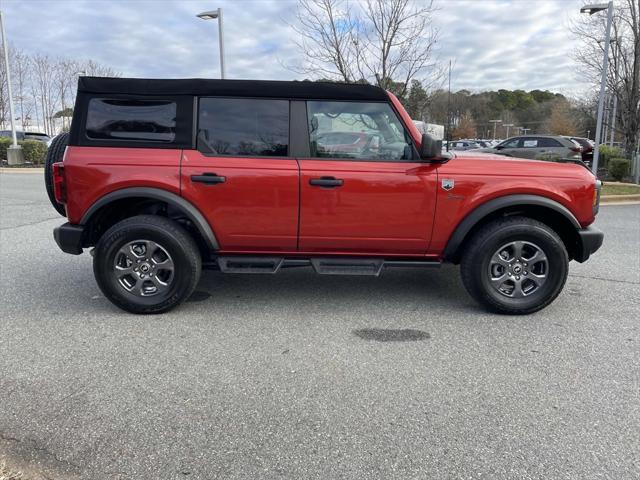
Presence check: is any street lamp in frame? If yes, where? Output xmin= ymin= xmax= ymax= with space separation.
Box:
xmin=580 ymin=1 xmax=614 ymax=175
xmin=197 ymin=8 xmax=226 ymax=79
xmin=0 ymin=10 xmax=23 ymax=165
xmin=489 ymin=119 xmax=502 ymax=140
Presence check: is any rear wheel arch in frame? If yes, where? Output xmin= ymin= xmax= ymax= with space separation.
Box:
xmin=80 ymin=187 xmax=219 ymax=253
xmin=444 ymin=194 xmax=581 ymax=264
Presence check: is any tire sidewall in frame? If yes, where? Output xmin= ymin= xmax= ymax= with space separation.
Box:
xmin=94 ymin=222 xmax=199 ymax=313
xmin=472 ymin=224 xmax=568 ymax=312
xmin=44 ymin=133 xmax=69 ymax=217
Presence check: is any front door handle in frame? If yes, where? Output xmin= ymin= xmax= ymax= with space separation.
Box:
xmin=191 ymin=173 xmax=226 ymax=185
xmin=309 ymin=176 xmax=344 ymax=188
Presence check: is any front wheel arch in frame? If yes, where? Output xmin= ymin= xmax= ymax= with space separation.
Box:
xmin=444 ymin=195 xmax=581 ymax=264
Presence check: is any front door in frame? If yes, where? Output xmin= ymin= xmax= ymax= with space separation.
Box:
xmin=181 ymin=97 xmax=299 ymax=252
xmin=298 ymin=100 xmax=438 ymax=254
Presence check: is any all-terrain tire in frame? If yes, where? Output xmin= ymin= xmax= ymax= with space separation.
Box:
xmin=93 ymin=215 xmax=201 ymax=314
xmin=44 ymin=133 xmax=69 ymax=216
xmin=460 ymin=216 xmax=568 ymax=315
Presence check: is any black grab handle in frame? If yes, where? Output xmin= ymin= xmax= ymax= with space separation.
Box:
xmin=309 ymin=176 xmax=344 ymax=188
xmin=191 ymin=173 xmax=226 ymax=185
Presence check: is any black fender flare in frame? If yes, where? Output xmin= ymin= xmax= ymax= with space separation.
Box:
xmin=80 ymin=187 xmax=219 ymax=250
xmin=443 ymin=194 xmax=580 ymax=262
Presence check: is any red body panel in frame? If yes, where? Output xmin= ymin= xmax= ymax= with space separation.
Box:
xmin=63 ymin=146 xmax=181 ymax=224
xmin=180 ymin=151 xmax=299 ymax=251
xmin=298 ymin=160 xmax=438 ymax=254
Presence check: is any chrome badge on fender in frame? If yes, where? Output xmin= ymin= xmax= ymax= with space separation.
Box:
xmin=442 ymin=179 xmax=455 ymax=191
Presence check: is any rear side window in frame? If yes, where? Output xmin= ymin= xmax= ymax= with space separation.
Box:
xmin=522 ymin=139 xmax=539 ymax=148
xmin=197 ymin=98 xmax=289 ymax=156
xmin=538 ymin=138 xmax=562 ymax=147
xmin=86 ymin=99 xmax=176 ymax=142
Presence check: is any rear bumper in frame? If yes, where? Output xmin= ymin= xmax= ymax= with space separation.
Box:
xmin=574 ymin=226 xmax=604 ymax=263
xmin=53 ymin=223 xmax=84 ymax=255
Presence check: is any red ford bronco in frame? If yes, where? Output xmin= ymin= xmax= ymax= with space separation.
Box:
xmin=46 ymin=77 xmax=603 ymax=314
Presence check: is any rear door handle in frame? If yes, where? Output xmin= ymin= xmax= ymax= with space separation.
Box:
xmin=191 ymin=173 xmax=226 ymax=185
xmin=309 ymin=176 xmax=344 ymax=188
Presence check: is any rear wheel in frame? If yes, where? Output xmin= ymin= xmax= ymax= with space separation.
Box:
xmin=460 ymin=216 xmax=568 ymax=314
xmin=44 ymin=133 xmax=69 ymax=216
xmin=93 ymin=215 xmax=201 ymax=314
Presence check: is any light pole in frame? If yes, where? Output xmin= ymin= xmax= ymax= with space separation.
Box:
xmin=521 ymin=128 xmax=531 ymax=135
xmin=489 ymin=119 xmax=502 ymax=140
xmin=0 ymin=10 xmax=23 ymax=165
xmin=197 ymin=8 xmax=226 ymax=79
xmin=503 ymin=123 xmax=514 ymax=138
xmin=581 ymin=1 xmax=614 ymax=175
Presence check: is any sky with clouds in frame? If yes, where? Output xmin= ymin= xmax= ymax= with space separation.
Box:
xmin=1 ymin=0 xmax=593 ymax=96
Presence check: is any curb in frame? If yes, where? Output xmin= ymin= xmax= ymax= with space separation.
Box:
xmin=0 ymin=167 xmax=44 ymax=173
xmin=601 ymin=194 xmax=640 ymax=203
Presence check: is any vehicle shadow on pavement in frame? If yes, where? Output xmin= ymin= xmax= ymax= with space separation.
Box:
xmin=191 ymin=265 xmax=476 ymax=312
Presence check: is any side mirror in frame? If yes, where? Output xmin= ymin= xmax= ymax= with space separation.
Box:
xmin=420 ymin=133 xmax=442 ymax=159
xmin=495 ymin=145 xmax=504 ymax=150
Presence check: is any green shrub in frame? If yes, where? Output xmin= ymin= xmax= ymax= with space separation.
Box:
xmin=608 ymin=158 xmax=630 ymax=181
xmin=0 ymin=138 xmax=48 ymax=164
xmin=0 ymin=137 xmax=10 ymax=160
xmin=535 ymin=152 xmax=563 ymax=162
xmin=598 ymin=145 xmax=624 ymax=168
xmin=20 ymin=140 xmax=48 ymax=164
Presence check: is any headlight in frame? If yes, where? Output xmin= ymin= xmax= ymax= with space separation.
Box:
xmin=593 ymin=180 xmax=602 ymax=215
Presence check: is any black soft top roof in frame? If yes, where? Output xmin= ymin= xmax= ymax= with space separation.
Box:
xmin=77 ymin=77 xmax=389 ymax=101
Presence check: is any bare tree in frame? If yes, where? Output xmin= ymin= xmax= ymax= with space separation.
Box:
xmin=290 ymin=0 xmax=439 ymax=99
xmin=572 ymin=0 xmax=640 ymax=155
xmin=31 ymin=54 xmax=60 ymax=135
xmin=13 ymin=48 xmax=33 ymax=129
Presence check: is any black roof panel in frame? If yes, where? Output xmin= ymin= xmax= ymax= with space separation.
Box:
xmin=77 ymin=77 xmax=389 ymax=101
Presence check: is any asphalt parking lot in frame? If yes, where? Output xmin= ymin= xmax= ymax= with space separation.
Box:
xmin=1 ymin=172 xmax=639 ymax=480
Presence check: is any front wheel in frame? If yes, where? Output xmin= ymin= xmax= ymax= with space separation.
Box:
xmin=460 ymin=217 xmax=568 ymax=314
xmin=93 ymin=215 xmax=201 ymax=314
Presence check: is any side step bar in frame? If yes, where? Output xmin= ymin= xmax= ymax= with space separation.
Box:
xmin=214 ymin=256 xmax=440 ymax=276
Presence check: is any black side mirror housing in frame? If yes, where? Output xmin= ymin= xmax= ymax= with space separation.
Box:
xmin=495 ymin=145 xmax=504 ymax=150
xmin=420 ymin=133 xmax=442 ymax=159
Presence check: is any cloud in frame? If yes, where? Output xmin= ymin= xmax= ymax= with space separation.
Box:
xmin=2 ymin=0 xmax=592 ymax=94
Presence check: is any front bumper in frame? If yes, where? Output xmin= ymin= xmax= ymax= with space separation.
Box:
xmin=53 ymin=222 xmax=85 ymax=255
xmin=574 ymin=226 xmax=604 ymax=263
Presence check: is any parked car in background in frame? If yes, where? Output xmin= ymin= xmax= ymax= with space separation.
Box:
xmin=570 ymin=137 xmax=594 ymax=166
xmin=448 ymin=139 xmax=481 ymax=151
xmin=477 ymin=135 xmax=582 ymax=161
xmin=315 ymin=131 xmax=376 ymax=156
xmin=469 ymin=139 xmax=492 ymax=148
xmin=0 ymin=130 xmax=51 ymax=145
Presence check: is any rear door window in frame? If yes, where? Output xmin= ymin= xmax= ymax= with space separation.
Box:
xmin=197 ymin=98 xmax=289 ymax=157
xmin=522 ymin=138 xmax=539 ymax=148
xmin=86 ymin=99 xmax=176 ymax=142
xmin=538 ymin=138 xmax=562 ymax=147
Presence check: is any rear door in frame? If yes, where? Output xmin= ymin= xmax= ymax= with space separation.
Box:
xmin=297 ymin=100 xmax=438 ymax=254
xmin=181 ymin=97 xmax=299 ymax=252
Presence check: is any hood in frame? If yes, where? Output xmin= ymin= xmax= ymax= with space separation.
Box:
xmin=447 ymin=151 xmax=594 ymax=180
